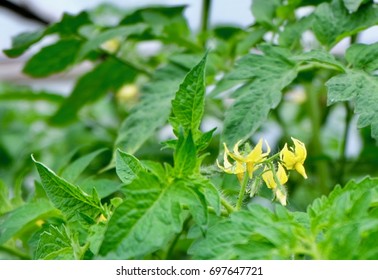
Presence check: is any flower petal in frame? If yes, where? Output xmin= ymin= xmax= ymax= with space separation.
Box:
xmin=280 ymin=144 xmax=296 ymax=169
xmin=295 ymin=163 xmax=307 ymax=179
xmin=262 ymin=167 xmax=276 ymax=189
xmin=277 ymin=163 xmax=288 ymax=185
xmin=292 ymin=137 xmax=307 ymax=163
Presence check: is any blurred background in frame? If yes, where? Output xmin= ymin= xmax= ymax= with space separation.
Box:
xmin=0 ymin=0 xmax=254 ymax=93
xmin=1 ymin=0 xmax=377 ymax=92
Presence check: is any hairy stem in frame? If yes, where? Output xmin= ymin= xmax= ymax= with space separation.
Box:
xmin=235 ymin=174 xmax=248 ymax=210
xmin=220 ymin=197 xmax=235 ymax=214
xmin=305 ymin=83 xmax=329 ymax=194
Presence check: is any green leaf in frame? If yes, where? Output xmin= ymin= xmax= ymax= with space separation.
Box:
xmin=116 ymin=149 xmax=143 ymax=185
xmin=189 ymin=204 xmax=306 ymax=259
xmin=279 ymin=15 xmax=314 ymax=49
xmin=174 ymin=131 xmax=197 ymax=177
xmin=171 ymin=54 xmax=207 ymax=138
xmin=3 ymin=11 xmax=91 ymax=58
xmin=23 ymin=39 xmax=83 ymax=78
xmin=61 ymin=148 xmax=107 ymax=183
xmin=99 ymin=172 xmax=206 ymax=259
xmin=77 ymin=24 xmax=147 ymax=60
xmin=51 ymin=57 xmax=137 ymax=125
xmin=221 ymin=45 xmax=298 ymax=146
xmin=3 ymin=30 xmax=45 ymax=58
xmin=308 ymin=177 xmax=378 ymax=259
xmin=196 ymin=179 xmax=221 ymax=216
xmin=80 ymin=178 xmax=123 ymax=199
xmin=115 ymin=63 xmax=189 ymax=154
xmin=346 ymin=42 xmax=378 ymax=73
xmin=251 ymin=0 xmax=280 ymax=27
xmin=87 ymin=222 xmax=107 ymax=255
xmin=326 ymin=70 xmax=378 ymax=139
xmin=47 ymin=11 xmax=92 ymax=37
xmin=0 ymin=199 xmax=56 ymax=244
xmin=32 ymin=156 xmax=103 ymax=222
xmin=120 ymin=6 xmax=190 ymax=37
xmin=313 ymin=0 xmax=378 ymax=48
xmin=34 ymin=225 xmax=76 ymax=260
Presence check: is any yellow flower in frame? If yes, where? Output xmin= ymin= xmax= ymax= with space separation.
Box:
xmin=280 ymin=137 xmax=307 ymax=179
xmin=262 ymin=163 xmax=288 ymax=206
xmin=228 ymin=139 xmax=270 ymax=179
xmin=217 ymin=143 xmax=246 ymax=183
xmin=262 ymin=163 xmax=288 ymax=189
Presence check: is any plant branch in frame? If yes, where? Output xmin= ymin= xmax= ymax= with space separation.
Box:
xmin=305 ymin=83 xmax=330 ymax=194
xmin=337 ymin=102 xmax=353 ymax=184
xmin=235 ymin=174 xmax=248 ymax=210
xmin=0 ymin=0 xmax=51 ymax=25
xmin=220 ymin=197 xmax=235 ymax=214
xmin=200 ymin=0 xmax=212 ymax=46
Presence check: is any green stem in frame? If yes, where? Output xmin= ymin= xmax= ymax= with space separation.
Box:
xmin=200 ymin=0 xmax=211 ymax=46
xmin=235 ymin=174 xmax=249 ymax=210
xmin=337 ymin=102 xmax=352 ymax=184
xmin=305 ymin=83 xmax=329 ymax=194
xmin=220 ymin=197 xmax=235 ymax=214
xmin=105 ymin=51 xmax=153 ymax=77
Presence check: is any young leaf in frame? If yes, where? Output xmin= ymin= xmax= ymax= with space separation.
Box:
xmin=32 ymin=156 xmax=103 ymax=222
xmin=61 ymin=148 xmax=107 ymax=183
xmin=313 ymin=0 xmax=378 ymax=48
xmin=99 ymin=173 xmax=207 ymax=259
xmin=51 ymin=57 xmax=137 ymax=125
xmin=326 ymin=70 xmax=378 ymax=140
xmin=171 ymin=54 xmax=207 ymax=139
xmin=23 ymin=39 xmax=83 ymax=78
xmin=116 ymin=149 xmax=143 ymax=185
xmin=34 ymin=225 xmax=76 ymax=260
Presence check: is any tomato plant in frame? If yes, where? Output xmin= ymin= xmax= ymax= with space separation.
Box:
xmin=1 ymin=0 xmax=378 ymax=260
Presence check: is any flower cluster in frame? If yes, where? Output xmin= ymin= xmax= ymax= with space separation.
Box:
xmin=217 ymin=137 xmax=307 ymax=206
